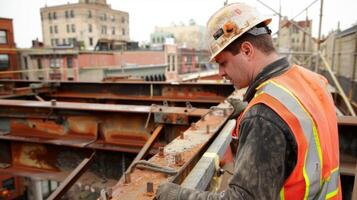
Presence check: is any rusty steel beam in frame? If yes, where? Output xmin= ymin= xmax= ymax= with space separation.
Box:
xmin=0 ymin=80 xmax=234 ymax=106
xmin=0 ymin=99 xmax=207 ymax=149
xmin=0 ymin=98 xmax=210 ymax=181
xmin=47 ymin=152 xmax=95 ymax=200
xmin=111 ymin=101 xmax=234 ymax=199
xmin=0 ymin=99 xmax=207 ymax=116
xmin=0 ymin=82 xmax=58 ymax=99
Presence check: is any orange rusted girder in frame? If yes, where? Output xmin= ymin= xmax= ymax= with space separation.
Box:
xmin=0 ymin=99 xmax=208 ymax=149
xmin=0 ymin=80 xmax=234 ymax=106
xmin=111 ymin=101 xmax=234 ymax=199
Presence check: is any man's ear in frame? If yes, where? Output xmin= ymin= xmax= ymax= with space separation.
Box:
xmin=240 ymin=41 xmax=254 ymax=59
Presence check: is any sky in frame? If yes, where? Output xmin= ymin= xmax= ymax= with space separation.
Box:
xmin=0 ymin=0 xmax=356 ymax=48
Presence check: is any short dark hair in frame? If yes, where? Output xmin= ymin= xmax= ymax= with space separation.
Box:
xmin=224 ymin=27 xmax=276 ymax=56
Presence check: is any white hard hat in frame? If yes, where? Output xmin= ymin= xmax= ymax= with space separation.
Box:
xmin=206 ymin=3 xmax=271 ymax=62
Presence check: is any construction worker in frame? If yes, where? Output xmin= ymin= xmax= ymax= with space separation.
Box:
xmin=156 ymin=2 xmax=341 ymax=200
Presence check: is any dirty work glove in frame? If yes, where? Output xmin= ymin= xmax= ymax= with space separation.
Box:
xmin=156 ymin=182 xmax=181 ymax=200
xmin=227 ymin=98 xmax=248 ymax=119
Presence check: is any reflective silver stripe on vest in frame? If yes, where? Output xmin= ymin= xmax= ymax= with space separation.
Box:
xmin=316 ymin=169 xmax=339 ymax=200
xmin=259 ymin=82 xmax=322 ymax=199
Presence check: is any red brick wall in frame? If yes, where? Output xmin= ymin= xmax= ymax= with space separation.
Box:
xmin=78 ymin=53 xmax=115 ymax=68
xmin=0 ymin=18 xmax=19 ymax=79
xmin=114 ymin=51 xmax=165 ymax=66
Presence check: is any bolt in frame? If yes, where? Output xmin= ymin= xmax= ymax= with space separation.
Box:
xmin=147 ymin=182 xmax=154 ymax=194
xmin=201 ymin=115 xmax=206 ymax=121
xmin=84 ymin=185 xmax=90 ymax=191
xmin=206 ymin=125 xmax=210 ymax=134
xmin=124 ymin=172 xmax=131 ymax=184
xmin=51 ymin=99 xmax=56 ymax=106
xmin=158 ymin=147 xmax=165 ymax=157
xmin=180 ymin=132 xmax=184 ymax=139
xmin=159 ymin=108 xmax=163 ymax=112
xmin=175 ymin=153 xmax=184 ymax=166
xmin=191 ymin=122 xmax=197 ymax=130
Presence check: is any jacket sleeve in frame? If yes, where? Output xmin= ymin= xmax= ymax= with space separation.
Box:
xmin=157 ymin=105 xmax=291 ymax=200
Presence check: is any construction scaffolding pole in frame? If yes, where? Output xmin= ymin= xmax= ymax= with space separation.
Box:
xmin=315 ymin=0 xmax=324 ymax=72
xmin=319 ymin=53 xmax=356 ymax=116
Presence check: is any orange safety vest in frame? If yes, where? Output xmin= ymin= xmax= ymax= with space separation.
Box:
xmin=235 ymin=65 xmax=341 ymax=200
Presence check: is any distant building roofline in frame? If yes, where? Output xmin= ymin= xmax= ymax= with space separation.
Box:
xmin=337 ymin=24 xmax=357 ymax=38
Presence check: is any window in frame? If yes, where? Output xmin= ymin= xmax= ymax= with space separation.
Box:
xmin=48 ymin=12 xmax=52 ymax=20
xmin=103 ymin=13 xmax=107 ymax=21
xmin=67 ymin=56 xmax=73 ymax=68
xmin=88 ymin=24 xmax=92 ymax=33
xmin=0 ymin=30 xmax=7 ymax=44
xmin=37 ymin=59 xmax=42 ymax=69
xmin=55 ymin=38 xmax=59 ymax=45
xmin=187 ymin=56 xmax=192 ymax=65
xmin=112 ymin=27 xmax=115 ymax=35
xmin=50 ymin=58 xmax=61 ymax=68
xmin=70 ymin=10 xmax=74 ymax=18
xmin=65 ymin=11 xmax=69 ymax=18
xmin=111 ymin=15 xmax=115 ymax=22
xmin=51 ymin=39 xmax=55 ymax=46
xmin=167 ymin=55 xmax=171 ymax=71
xmin=121 ymin=16 xmax=125 ymax=23
xmin=54 ymin=25 xmax=58 ymax=34
xmin=172 ymin=55 xmax=175 ymax=71
xmin=66 ymin=24 xmax=70 ymax=33
xmin=122 ymin=28 xmax=125 ymax=36
xmin=62 ymin=38 xmax=66 ymax=45
xmin=2 ymin=177 xmax=15 ymax=191
xmin=0 ymin=54 xmax=10 ymax=69
xmin=24 ymin=57 xmax=28 ymax=69
xmin=89 ymin=37 xmax=93 ymax=46
xmin=101 ymin=26 xmax=107 ymax=34
xmin=71 ymin=24 xmax=75 ymax=33
xmin=53 ymin=12 xmax=57 ymax=19
xmin=49 ymin=26 xmax=53 ymax=34
xmin=88 ymin=10 xmax=92 ymax=18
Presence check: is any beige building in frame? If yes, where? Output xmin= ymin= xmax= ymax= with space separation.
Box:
xmin=151 ymin=20 xmax=207 ymax=50
xmin=40 ymin=0 xmax=129 ymax=50
xmin=276 ymin=17 xmax=314 ymax=53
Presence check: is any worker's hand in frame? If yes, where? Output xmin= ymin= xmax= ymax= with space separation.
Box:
xmin=156 ymin=182 xmax=181 ymax=200
xmin=227 ymin=98 xmax=247 ymax=119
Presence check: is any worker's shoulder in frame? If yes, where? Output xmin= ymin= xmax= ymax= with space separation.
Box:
xmin=241 ymin=103 xmax=289 ymax=132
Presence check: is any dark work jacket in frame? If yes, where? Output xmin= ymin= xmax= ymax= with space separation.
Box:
xmin=169 ymin=57 xmax=298 ymax=200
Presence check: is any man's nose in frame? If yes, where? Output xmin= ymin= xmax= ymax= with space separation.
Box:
xmin=218 ymin=66 xmax=226 ymax=77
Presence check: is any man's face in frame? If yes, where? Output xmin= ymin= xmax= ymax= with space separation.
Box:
xmin=215 ymin=50 xmax=251 ymax=89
